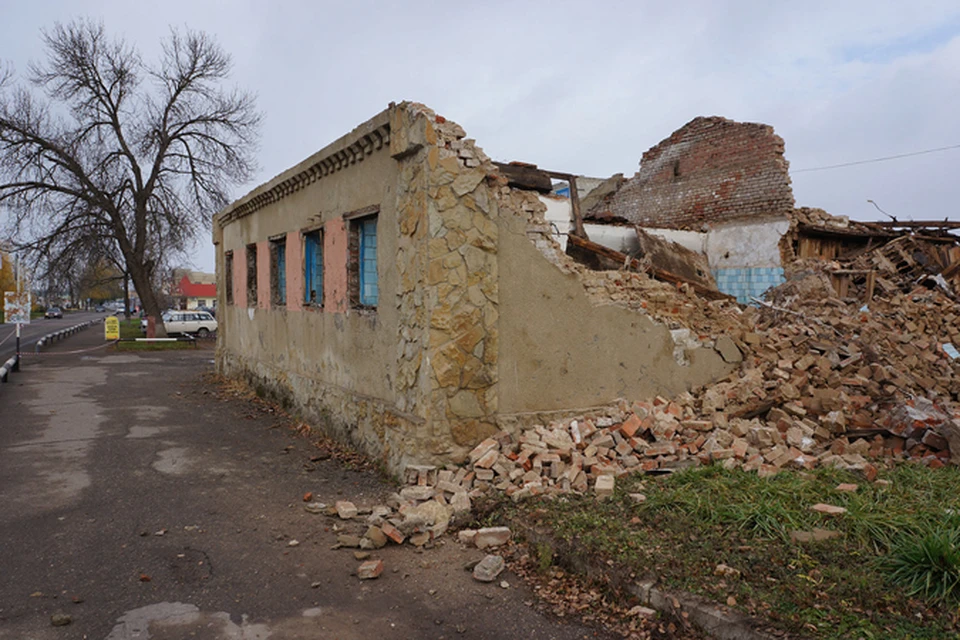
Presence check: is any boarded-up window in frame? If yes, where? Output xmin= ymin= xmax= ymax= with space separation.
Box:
xmin=224 ymin=251 xmax=234 ymax=305
xmin=246 ymin=244 xmax=257 ymax=307
xmin=271 ymin=237 xmax=286 ymax=306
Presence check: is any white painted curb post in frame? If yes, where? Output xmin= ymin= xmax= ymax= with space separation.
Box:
xmin=13 ymin=322 xmax=20 ymax=371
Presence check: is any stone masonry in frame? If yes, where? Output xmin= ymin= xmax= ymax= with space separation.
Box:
xmin=390 ymin=104 xmax=501 ymax=454
xmin=588 ymin=116 xmax=795 ymax=228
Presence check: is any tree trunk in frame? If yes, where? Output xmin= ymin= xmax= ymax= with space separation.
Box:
xmin=123 ymin=271 xmax=131 ymax=319
xmin=128 ymin=261 xmax=167 ymax=337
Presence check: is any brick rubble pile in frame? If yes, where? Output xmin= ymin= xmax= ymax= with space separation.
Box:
xmin=398 ymin=263 xmax=960 ymax=500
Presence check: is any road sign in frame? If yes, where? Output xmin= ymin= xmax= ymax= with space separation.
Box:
xmin=104 ymin=316 xmax=120 ymax=340
xmin=3 ymin=291 xmax=30 ymax=324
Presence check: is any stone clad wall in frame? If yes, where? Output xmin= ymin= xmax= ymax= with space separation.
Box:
xmin=390 ymin=104 xmax=501 ymax=462
xmin=593 ymin=116 xmax=794 ymax=228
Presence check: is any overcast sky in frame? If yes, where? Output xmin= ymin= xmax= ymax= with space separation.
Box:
xmin=3 ymin=1 xmax=959 ymax=273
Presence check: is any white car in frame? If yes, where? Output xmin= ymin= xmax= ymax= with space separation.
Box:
xmin=142 ymin=310 xmax=218 ymax=337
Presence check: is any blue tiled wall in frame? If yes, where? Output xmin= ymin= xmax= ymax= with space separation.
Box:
xmin=712 ymin=267 xmax=785 ymax=304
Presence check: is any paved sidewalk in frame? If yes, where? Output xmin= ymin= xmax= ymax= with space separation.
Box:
xmin=0 ymin=329 xmax=616 ymax=639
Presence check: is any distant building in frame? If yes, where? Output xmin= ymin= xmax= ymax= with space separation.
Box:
xmin=174 ymin=270 xmax=216 ymax=309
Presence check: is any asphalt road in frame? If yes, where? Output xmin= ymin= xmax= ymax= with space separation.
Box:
xmin=0 ymin=310 xmax=106 ymax=363
xmin=0 ymin=327 xmax=620 ymax=640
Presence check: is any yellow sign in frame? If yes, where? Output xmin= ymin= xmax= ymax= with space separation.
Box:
xmin=105 ymin=316 xmax=120 ymax=340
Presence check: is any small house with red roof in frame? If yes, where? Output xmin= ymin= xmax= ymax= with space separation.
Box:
xmin=174 ymin=270 xmax=217 ymax=310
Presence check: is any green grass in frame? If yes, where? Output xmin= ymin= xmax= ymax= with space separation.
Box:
xmin=884 ymin=528 xmax=960 ymax=604
xmin=501 ymin=463 xmax=960 ymax=639
xmin=117 ymin=319 xmax=142 ymax=339
xmin=112 ymin=319 xmax=198 ymax=350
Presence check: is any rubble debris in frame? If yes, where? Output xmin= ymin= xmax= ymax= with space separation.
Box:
xmin=336 ymin=534 xmax=361 ymax=549
xmin=474 ymin=527 xmax=512 ymax=550
xmin=335 ymin=501 xmax=358 ymax=519
xmin=50 ymin=613 xmax=72 ymax=627
xmin=492 ymin=161 xmax=553 ymax=193
xmin=633 ymin=227 xmax=718 ymax=291
xmin=566 ymin=233 xmax=730 ymax=300
xmin=320 ymin=204 xmax=959 ymax=576
xmin=811 ymin=504 xmax=847 ymax=516
xmin=714 ymin=564 xmax=741 ymax=579
xmin=473 ymin=555 xmax=506 ymax=582
xmin=790 ymin=529 xmax=842 ymax=543
xmin=357 ymin=559 xmax=384 ymax=580
xmin=594 ymin=475 xmax=615 ymax=498
xmin=714 ymin=336 xmax=742 ymax=364
xmin=364 ymin=526 xmax=388 ymax=549
xmin=410 ymin=532 xmax=431 ymax=547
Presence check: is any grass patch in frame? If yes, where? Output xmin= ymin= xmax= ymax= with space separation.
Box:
xmin=503 ymin=464 xmax=960 ymax=639
xmin=884 ymin=527 xmax=960 ymax=604
xmin=113 ymin=319 xmax=199 ymax=350
xmin=117 ymin=319 xmax=143 ymax=339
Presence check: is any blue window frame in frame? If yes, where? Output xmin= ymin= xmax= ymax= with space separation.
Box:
xmin=358 ymin=217 xmax=378 ymax=307
xmin=304 ymin=230 xmax=323 ymax=306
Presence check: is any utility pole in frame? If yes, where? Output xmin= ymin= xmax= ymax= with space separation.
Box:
xmin=13 ymin=252 xmax=20 ymax=371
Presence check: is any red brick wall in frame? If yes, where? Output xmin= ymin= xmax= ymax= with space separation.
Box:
xmin=590 ymin=117 xmax=794 ymax=228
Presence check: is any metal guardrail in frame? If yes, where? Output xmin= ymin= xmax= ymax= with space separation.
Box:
xmin=1 ymin=319 xmax=98 ymax=384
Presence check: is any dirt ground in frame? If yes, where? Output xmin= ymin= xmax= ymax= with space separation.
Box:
xmin=0 ymin=329 xmax=642 ymax=639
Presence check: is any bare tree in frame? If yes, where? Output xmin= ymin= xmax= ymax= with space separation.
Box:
xmin=0 ymin=20 xmax=260 ymax=334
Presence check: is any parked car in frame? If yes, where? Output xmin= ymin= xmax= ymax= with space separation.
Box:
xmin=141 ymin=310 xmax=218 ymax=337
xmin=44 ymin=306 xmax=63 ymax=319
xmin=94 ymin=305 xmax=106 ymax=312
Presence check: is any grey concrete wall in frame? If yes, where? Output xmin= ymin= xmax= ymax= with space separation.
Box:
xmin=496 ymin=201 xmax=733 ymax=415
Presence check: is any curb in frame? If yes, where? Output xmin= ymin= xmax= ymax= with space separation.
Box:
xmin=1 ymin=319 xmax=99 ymax=384
xmin=0 ymin=355 xmax=16 ymax=382
xmin=34 ymin=319 xmax=99 ymax=353
xmin=510 ymin=520 xmax=786 ymax=640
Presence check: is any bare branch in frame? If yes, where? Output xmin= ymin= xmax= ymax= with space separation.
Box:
xmin=0 ymin=20 xmax=260 ymax=330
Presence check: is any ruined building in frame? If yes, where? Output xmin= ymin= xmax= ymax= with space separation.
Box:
xmin=213 ymin=103 xmax=740 ymax=473
xmin=215 ymin=103 xmax=960 ymax=474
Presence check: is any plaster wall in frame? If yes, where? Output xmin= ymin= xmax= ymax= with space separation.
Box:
xmin=640 ymin=228 xmax=706 ymax=255
xmin=285 ymin=231 xmax=303 ymax=312
xmin=232 ymin=246 xmax=246 ymax=309
xmin=706 ymin=217 xmax=790 ymax=269
xmin=583 ymin=224 xmax=639 ymax=255
xmin=324 ymin=219 xmax=349 ymax=313
xmin=706 ymin=217 xmax=789 ymax=302
xmin=539 ymin=194 xmax=572 ymax=250
xmin=217 ymin=137 xmax=400 ymax=408
xmin=257 ymin=241 xmax=270 ymax=309
xmin=497 ymin=201 xmax=732 ymax=415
